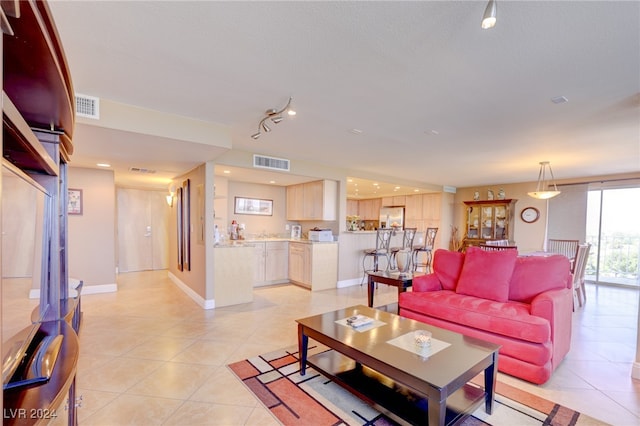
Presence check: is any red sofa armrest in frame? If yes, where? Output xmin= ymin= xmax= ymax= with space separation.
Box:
xmin=412 ymin=273 xmax=442 ymax=292
xmin=530 ymin=287 xmax=573 ymax=366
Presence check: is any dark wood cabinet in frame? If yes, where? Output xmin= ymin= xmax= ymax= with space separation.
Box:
xmin=2 ymin=1 xmax=78 ymax=423
xmin=463 ymin=199 xmax=517 ymax=247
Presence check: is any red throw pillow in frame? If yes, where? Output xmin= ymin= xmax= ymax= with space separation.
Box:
xmin=433 ymin=249 xmax=465 ymax=290
xmin=455 ymin=246 xmax=518 ymax=302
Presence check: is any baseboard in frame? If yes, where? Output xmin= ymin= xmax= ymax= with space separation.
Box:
xmin=168 ymin=271 xmax=215 ymax=309
xmin=29 ymin=283 xmax=118 ymax=299
xmin=337 ymin=278 xmax=362 ymax=288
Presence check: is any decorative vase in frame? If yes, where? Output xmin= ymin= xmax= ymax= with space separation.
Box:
xmin=396 ymin=249 xmax=412 ymax=274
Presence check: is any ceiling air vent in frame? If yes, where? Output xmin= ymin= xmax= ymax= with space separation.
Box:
xmin=253 ymin=154 xmax=290 ymax=172
xmin=129 ymin=167 xmax=156 ymax=174
xmin=75 ymin=93 xmax=100 ymax=119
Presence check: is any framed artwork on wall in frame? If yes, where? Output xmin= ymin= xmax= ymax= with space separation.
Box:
xmin=68 ymin=188 xmax=83 ymax=215
xmin=234 ymin=197 xmax=273 ymax=216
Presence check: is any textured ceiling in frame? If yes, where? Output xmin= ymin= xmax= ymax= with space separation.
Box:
xmin=48 ymin=1 xmax=640 ymax=193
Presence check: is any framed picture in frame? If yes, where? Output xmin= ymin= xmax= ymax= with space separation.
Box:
xmin=68 ymin=188 xmax=83 ymax=215
xmin=234 ymin=197 xmax=273 ymax=216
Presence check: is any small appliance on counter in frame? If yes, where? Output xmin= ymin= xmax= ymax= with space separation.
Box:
xmin=291 ymin=225 xmax=301 ymax=239
xmin=308 ymin=228 xmax=333 ymax=242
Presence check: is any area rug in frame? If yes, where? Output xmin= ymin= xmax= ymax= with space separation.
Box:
xmin=228 ymin=345 xmax=608 ymax=426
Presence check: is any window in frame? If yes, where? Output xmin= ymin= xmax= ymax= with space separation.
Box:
xmin=586 ymin=186 xmax=640 ymax=287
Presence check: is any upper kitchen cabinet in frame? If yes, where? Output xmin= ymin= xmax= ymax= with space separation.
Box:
xmin=381 ymin=195 xmax=406 ymax=207
xmin=357 ymin=198 xmax=381 ymax=221
xmin=347 ymin=199 xmax=359 ymax=217
xmin=286 ymin=179 xmax=337 ymax=221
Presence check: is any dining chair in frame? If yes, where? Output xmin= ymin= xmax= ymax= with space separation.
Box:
xmin=412 ymin=227 xmax=438 ymax=272
xmin=390 ymin=228 xmax=417 ymax=271
xmin=479 ymin=244 xmax=518 ymax=251
xmin=484 ymin=239 xmax=510 ymax=246
xmin=547 ymin=239 xmax=580 ymax=272
xmin=572 ymin=243 xmax=591 ymax=309
xmin=361 ymin=228 xmax=393 ymax=284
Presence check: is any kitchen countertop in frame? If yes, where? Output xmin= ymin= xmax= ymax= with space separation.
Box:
xmin=214 ymin=237 xmax=337 ymax=247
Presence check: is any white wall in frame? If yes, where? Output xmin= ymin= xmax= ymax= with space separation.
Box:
xmin=68 ymin=167 xmax=117 ymax=289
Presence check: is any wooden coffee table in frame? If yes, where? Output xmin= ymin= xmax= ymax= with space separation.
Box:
xmin=367 ymin=270 xmax=424 ymax=310
xmin=296 ymin=305 xmax=500 ymax=426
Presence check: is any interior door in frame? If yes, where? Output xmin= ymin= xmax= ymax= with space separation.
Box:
xmin=117 ymin=188 xmax=169 ymax=272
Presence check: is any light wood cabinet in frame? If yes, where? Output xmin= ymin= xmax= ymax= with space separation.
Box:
xmin=289 ymin=242 xmax=338 ymax=290
xmin=464 ymin=199 xmax=517 ymax=247
xmin=358 ymin=198 xmax=381 ymax=221
xmin=382 ymin=196 xmax=406 ymax=207
xmin=405 ymin=194 xmax=423 ymax=220
xmin=347 ymin=199 xmax=359 ymax=217
xmin=422 ymin=193 xmax=442 ymax=222
xmin=286 ymin=180 xmax=337 ymax=221
xmin=253 ymin=241 xmax=289 ymax=286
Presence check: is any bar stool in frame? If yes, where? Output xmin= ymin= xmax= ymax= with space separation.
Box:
xmin=361 ymin=228 xmax=392 ymax=284
xmin=412 ymin=227 xmax=438 ymax=272
xmin=390 ymin=228 xmax=417 ymax=270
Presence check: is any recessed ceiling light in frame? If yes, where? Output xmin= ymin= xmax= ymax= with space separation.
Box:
xmin=96 ymin=163 xmax=111 ymax=168
xmin=350 ymin=128 xmax=363 ymax=134
xmin=223 ymin=170 xmax=231 ymax=174
xmin=414 ymin=189 xmax=420 ymax=192
xmin=394 ymin=186 xmax=401 ymax=190
xmin=269 ymin=180 xmax=276 ymax=184
xmin=425 ymin=130 xmax=439 ymax=135
xmin=347 ymin=178 xmax=353 ymax=183
xmin=551 ymin=96 xmax=568 ymax=104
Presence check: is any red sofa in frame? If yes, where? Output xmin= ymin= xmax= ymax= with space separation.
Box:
xmin=399 ymin=247 xmax=573 ymax=384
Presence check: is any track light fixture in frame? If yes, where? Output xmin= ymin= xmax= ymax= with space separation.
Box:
xmin=251 ymin=97 xmax=295 ymax=140
xmin=481 ymin=0 xmax=497 ymax=29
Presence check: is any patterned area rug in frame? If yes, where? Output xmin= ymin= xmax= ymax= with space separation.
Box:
xmin=228 ymin=345 xmax=608 ymax=426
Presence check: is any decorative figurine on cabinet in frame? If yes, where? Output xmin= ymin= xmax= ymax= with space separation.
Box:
xmin=497 ymin=188 xmax=506 ymax=200
xmin=473 ymin=190 xmax=480 ymax=201
xmin=487 ymin=189 xmax=494 ymax=200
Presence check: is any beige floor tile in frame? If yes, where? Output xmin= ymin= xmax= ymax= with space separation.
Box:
xmin=80 ymin=394 xmax=183 ymax=425
xmin=127 ymin=361 xmax=217 ymax=400
xmin=189 ymin=366 xmax=259 ymax=407
xmin=124 ymin=335 xmax=197 ymax=361
xmin=78 ymin=356 xmax=164 ymax=393
xmin=170 ymin=339 xmax=240 ymax=366
xmin=244 ymin=405 xmax=281 ymax=426
xmin=163 ymin=401 xmax=252 ymax=425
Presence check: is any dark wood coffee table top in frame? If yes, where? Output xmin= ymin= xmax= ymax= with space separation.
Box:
xmin=296 ymin=305 xmax=500 ymax=425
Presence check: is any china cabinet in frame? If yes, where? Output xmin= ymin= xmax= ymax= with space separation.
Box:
xmin=463 ymin=199 xmax=517 ymax=247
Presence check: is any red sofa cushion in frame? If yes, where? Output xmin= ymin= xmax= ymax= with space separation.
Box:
xmin=509 ymin=254 xmax=571 ymax=303
xmin=432 ymin=249 xmax=465 ymax=290
xmin=399 ymin=290 xmax=551 ymax=344
xmin=455 ymin=246 xmax=518 ymax=302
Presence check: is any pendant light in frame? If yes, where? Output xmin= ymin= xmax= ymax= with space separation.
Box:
xmin=481 ymin=0 xmax=497 ymax=30
xmin=528 ymin=161 xmax=561 ymax=200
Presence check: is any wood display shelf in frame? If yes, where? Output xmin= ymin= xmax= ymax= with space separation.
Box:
xmin=307 ymin=350 xmax=486 ymax=426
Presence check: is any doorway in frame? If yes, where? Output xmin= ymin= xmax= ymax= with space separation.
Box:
xmin=117 ymin=188 xmax=170 ymax=272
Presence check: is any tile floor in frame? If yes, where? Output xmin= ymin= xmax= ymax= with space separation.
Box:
xmin=53 ymin=271 xmax=639 ymax=424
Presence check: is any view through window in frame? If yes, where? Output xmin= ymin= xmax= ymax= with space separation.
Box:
xmin=586 ymin=187 xmax=640 ymax=287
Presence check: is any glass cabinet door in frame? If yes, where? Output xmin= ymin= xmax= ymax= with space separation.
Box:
xmin=494 ymin=205 xmax=507 ymax=239
xmin=467 ymin=205 xmax=479 ymax=238
xmin=481 ymin=206 xmax=494 ymax=239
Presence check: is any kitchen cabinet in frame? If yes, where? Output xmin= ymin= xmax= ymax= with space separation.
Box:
xmin=347 ymin=199 xmax=359 ymax=217
xmin=358 ymin=198 xmax=381 ymax=221
xmin=286 ymin=179 xmax=337 ymax=221
xmin=253 ymin=241 xmax=289 ymax=286
xmin=289 ymin=242 xmax=338 ymax=290
xmin=404 ymin=194 xmax=423 ymax=220
xmin=464 ymin=199 xmax=517 ymax=247
xmin=381 ymin=195 xmax=406 ymax=207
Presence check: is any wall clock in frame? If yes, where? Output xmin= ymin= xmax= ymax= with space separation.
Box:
xmin=521 ymin=207 xmax=540 ymax=223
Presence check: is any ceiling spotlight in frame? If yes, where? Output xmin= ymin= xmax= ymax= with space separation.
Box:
xmin=481 ymin=0 xmax=497 ymax=30
xmin=250 ymin=97 xmax=294 ymax=140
